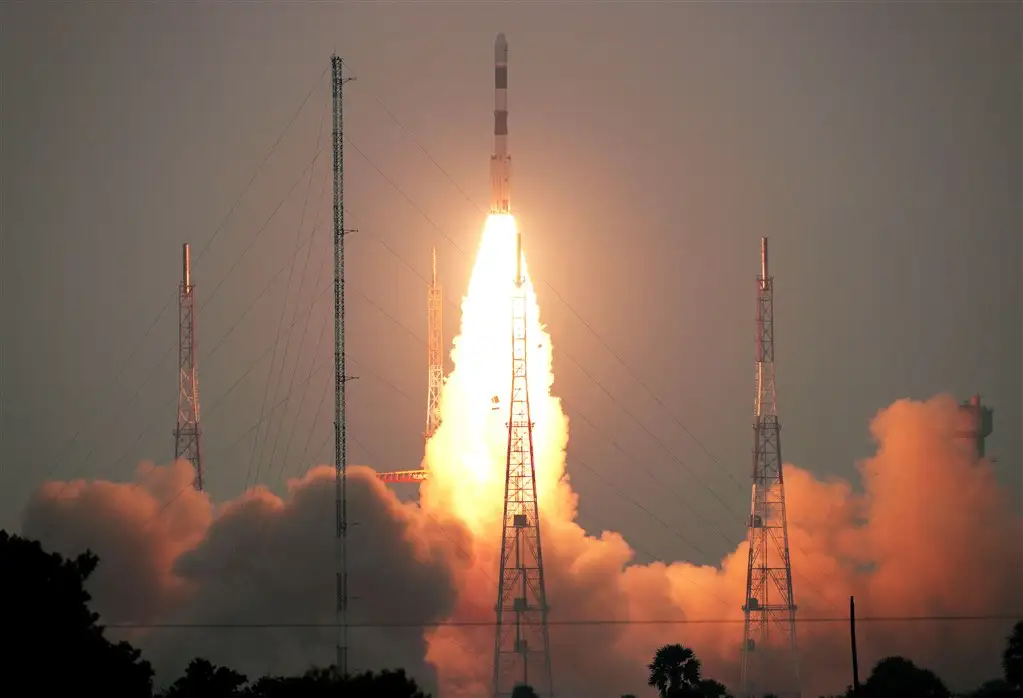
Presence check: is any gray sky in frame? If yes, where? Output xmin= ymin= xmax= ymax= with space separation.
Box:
xmin=1 ymin=0 xmax=1020 ymax=571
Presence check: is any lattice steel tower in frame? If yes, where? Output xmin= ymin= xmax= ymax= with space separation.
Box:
xmin=174 ymin=243 xmax=204 ymax=491
xmin=331 ymin=54 xmax=356 ymax=677
xmin=492 ymin=230 xmax=554 ymax=698
xmin=426 ymin=247 xmax=443 ymax=440
xmin=740 ymin=237 xmax=800 ymax=698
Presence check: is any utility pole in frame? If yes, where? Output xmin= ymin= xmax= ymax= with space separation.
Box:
xmin=492 ymin=228 xmax=554 ymax=698
xmin=850 ymin=596 xmax=860 ymax=695
xmin=174 ymin=242 xmax=204 ymax=491
xmin=740 ymin=237 xmax=801 ymax=698
xmin=426 ymin=247 xmax=444 ymax=440
xmin=331 ymin=54 xmax=356 ymax=678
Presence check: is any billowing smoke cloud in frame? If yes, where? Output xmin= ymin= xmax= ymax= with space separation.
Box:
xmin=20 ymin=214 xmax=1022 ymax=697
xmin=22 ymin=463 xmax=469 ymax=689
xmin=419 ymin=392 xmax=1021 ymax=698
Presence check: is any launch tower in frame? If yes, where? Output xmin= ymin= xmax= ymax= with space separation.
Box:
xmin=174 ymin=243 xmax=204 ymax=491
xmin=492 ymin=229 xmax=554 ymax=698
xmin=491 ymin=33 xmax=553 ymax=696
xmin=740 ymin=237 xmax=800 ymax=698
xmin=426 ymin=247 xmax=444 ymax=440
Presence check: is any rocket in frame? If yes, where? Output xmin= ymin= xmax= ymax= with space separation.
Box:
xmin=491 ymin=33 xmax=511 ymax=214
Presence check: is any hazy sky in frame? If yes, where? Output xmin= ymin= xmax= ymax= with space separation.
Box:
xmin=1 ymin=1 xmax=1020 ymax=569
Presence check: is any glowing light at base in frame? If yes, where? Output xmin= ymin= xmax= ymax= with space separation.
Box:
xmin=420 ymin=213 xmax=570 ymax=535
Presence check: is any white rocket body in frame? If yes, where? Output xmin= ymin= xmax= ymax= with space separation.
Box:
xmin=491 ymin=33 xmax=511 ymax=214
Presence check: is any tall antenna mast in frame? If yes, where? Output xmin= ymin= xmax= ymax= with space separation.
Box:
xmin=174 ymin=242 xmax=204 ymax=491
xmin=740 ymin=237 xmax=801 ymax=698
xmin=492 ymin=225 xmax=554 ymax=698
xmin=426 ymin=247 xmax=444 ymax=440
xmin=331 ymin=54 xmax=356 ymax=678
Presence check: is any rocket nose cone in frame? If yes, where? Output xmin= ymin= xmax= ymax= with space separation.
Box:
xmin=495 ymin=33 xmax=508 ymax=62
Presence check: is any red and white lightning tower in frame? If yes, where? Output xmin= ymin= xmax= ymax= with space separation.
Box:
xmin=492 ymin=228 xmax=554 ymax=698
xmin=740 ymin=237 xmax=800 ymax=698
xmin=174 ymin=243 xmax=204 ymax=491
xmin=426 ymin=247 xmax=444 ymax=440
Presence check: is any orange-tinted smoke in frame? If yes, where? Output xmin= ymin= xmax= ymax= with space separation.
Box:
xmin=424 ymin=393 xmax=1021 ymax=697
xmin=21 ymin=459 xmax=212 ymax=626
xmin=21 ymin=462 xmax=469 ymax=689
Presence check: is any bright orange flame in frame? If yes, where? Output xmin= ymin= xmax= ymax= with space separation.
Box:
xmin=421 ymin=214 xmax=569 ymax=534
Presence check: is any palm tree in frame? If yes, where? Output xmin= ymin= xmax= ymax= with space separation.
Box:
xmin=648 ymin=644 xmax=703 ymax=698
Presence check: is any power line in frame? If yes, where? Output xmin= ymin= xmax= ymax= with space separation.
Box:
xmin=191 ymin=65 xmax=329 ymax=265
xmin=263 ymin=138 xmax=333 ymax=490
xmin=247 ymin=110 xmax=329 ymax=491
xmin=275 ymin=254 xmax=333 ymax=482
xmin=103 ymin=614 xmax=1021 ymax=630
xmin=200 ymin=146 xmax=327 ymax=310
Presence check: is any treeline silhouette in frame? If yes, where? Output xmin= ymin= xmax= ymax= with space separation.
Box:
xmin=3 ymin=531 xmax=1020 ymax=698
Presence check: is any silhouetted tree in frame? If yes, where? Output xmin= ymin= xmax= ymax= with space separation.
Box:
xmin=246 ymin=667 xmax=429 ymax=698
xmin=860 ymin=656 xmax=949 ymax=698
xmin=511 ymin=685 xmax=540 ymax=698
xmin=1 ymin=530 xmax=154 ymax=696
xmin=696 ymin=678 xmax=730 ymax=697
xmin=1005 ymin=620 xmax=1023 ymax=691
xmin=649 ymin=644 xmax=703 ymax=698
xmin=647 ymin=644 xmax=732 ymax=697
xmin=161 ymin=657 xmax=248 ymax=697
